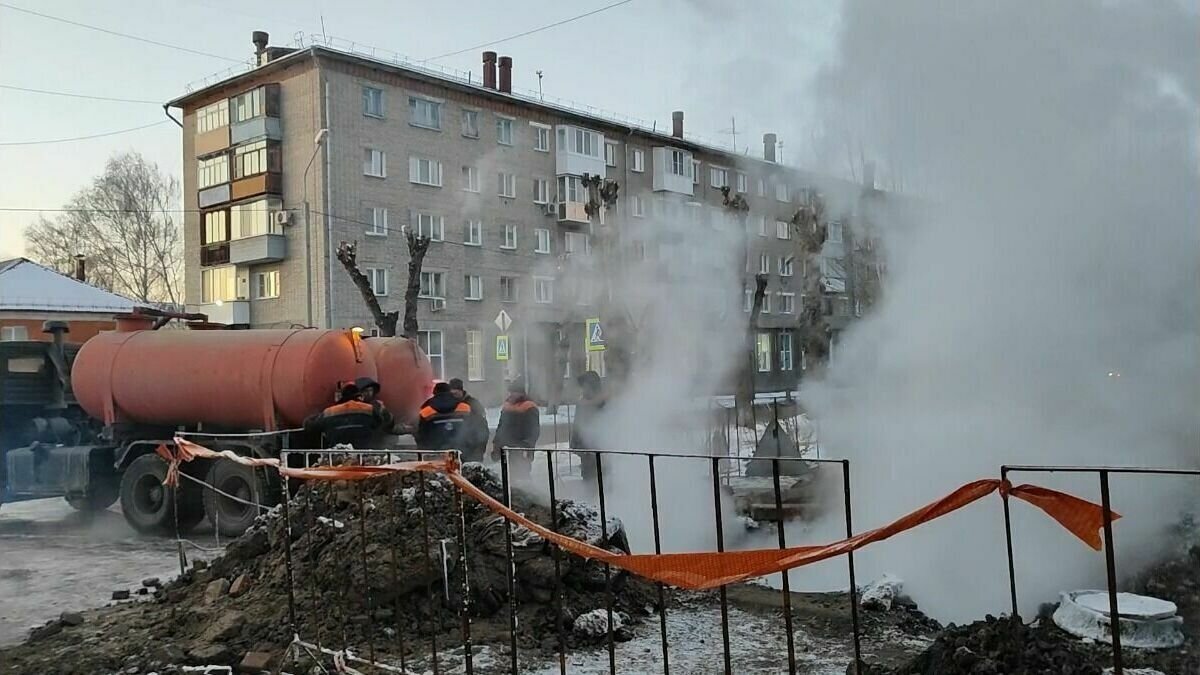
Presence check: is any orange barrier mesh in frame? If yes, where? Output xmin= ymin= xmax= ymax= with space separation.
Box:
xmin=161 ymin=439 xmax=1119 ymax=591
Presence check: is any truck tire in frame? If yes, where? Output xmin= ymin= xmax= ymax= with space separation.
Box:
xmin=202 ymin=461 xmax=275 ymax=538
xmin=119 ymin=453 xmax=202 ymax=534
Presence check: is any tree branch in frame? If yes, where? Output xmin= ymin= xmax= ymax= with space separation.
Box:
xmin=402 ymin=230 xmax=432 ymax=340
xmin=335 ymin=240 xmax=399 ymax=337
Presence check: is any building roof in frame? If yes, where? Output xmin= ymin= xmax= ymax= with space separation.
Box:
xmin=0 ymin=258 xmax=137 ymax=314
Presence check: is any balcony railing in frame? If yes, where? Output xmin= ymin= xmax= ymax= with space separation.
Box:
xmin=200 ymin=243 xmax=230 ymax=266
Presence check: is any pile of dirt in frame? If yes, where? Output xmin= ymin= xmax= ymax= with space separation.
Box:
xmin=0 ymin=463 xmax=660 ymax=674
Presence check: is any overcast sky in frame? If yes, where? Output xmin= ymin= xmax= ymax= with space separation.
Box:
xmin=0 ymin=0 xmax=838 ymax=259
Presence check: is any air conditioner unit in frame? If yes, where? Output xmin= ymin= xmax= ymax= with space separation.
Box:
xmin=273 ymin=210 xmax=292 ymax=227
xmin=429 ymin=297 xmax=446 ymax=312
xmin=542 ymin=203 xmax=557 ymax=216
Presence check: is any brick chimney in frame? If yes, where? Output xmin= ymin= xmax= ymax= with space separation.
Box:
xmin=72 ymin=255 xmax=86 ymax=282
xmin=763 ymin=133 xmax=778 ymax=163
xmin=482 ymin=51 xmax=498 ymax=89
xmin=252 ymin=31 xmax=269 ymax=65
xmin=671 ymin=111 xmax=684 ymax=139
xmin=498 ymin=56 xmax=513 ymax=93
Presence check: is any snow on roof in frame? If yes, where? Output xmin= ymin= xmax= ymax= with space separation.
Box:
xmin=0 ymin=258 xmax=136 ymax=314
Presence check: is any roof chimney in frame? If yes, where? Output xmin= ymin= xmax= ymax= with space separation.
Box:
xmin=482 ymin=51 xmax=498 ymax=90
xmin=252 ymin=31 xmax=269 ymax=64
xmin=763 ymin=133 xmax=777 ymax=163
xmin=862 ymin=160 xmax=876 ymax=190
xmin=498 ymin=56 xmax=513 ymax=93
xmin=72 ymin=254 xmax=86 ymax=282
xmin=671 ymin=111 xmax=684 ymax=139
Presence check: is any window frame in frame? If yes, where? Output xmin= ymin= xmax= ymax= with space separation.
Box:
xmin=362 ymin=86 xmax=384 ymax=118
xmin=466 ymin=329 xmax=485 ymax=381
xmin=461 ymin=109 xmax=480 ymax=138
xmin=736 ymin=172 xmax=748 ymax=193
xmin=196 ymin=99 xmax=229 ymax=133
xmin=419 ymin=270 xmax=446 ymax=299
xmin=780 ymin=292 xmax=795 ymax=315
xmin=533 ymin=276 xmax=554 ymax=304
xmin=779 ymin=255 xmax=794 ymax=277
xmin=759 ymin=253 xmax=770 ymax=274
xmin=463 ymin=220 xmax=482 ymax=246
xmin=776 ymin=220 xmax=791 ymax=240
xmin=253 ymin=270 xmax=280 ymax=299
xmin=197 ymin=153 xmax=230 ymax=189
xmin=496 ymin=116 xmax=515 ymax=145
xmin=500 ymin=276 xmax=519 ymax=303
xmin=418 ymin=330 xmax=444 ymax=380
xmin=779 ymin=331 xmax=794 ymax=371
xmin=776 ymin=181 xmax=790 ymax=202
xmin=461 ymin=165 xmax=480 ymax=192
xmin=0 ymin=325 xmax=30 ymax=341
xmin=827 ymin=221 xmax=844 ymax=244
xmin=365 ymin=267 xmax=389 ymax=296
xmin=409 ymin=156 xmax=443 ymax=187
xmin=232 ymin=140 xmax=280 ymax=180
xmin=408 ymin=96 xmax=442 ymax=130
xmin=464 ymin=274 xmax=483 ymax=301
xmin=365 ymin=206 xmax=388 ymax=237
xmin=531 ymin=122 xmax=551 ymax=152
xmin=363 ymin=148 xmax=386 ymax=178
xmin=604 ymin=142 xmax=618 ymax=167
xmin=497 ymin=172 xmax=517 ymax=198
xmin=201 ymin=265 xmax=237 ymax=303
xmin=415 ymin=212 xmax=445 ymax=241
xmin=710 ymin=166 xmax=729 ymax=189
xmin=532 ymin=178 xmax=550 ymax=204
xmin=755 ymin=333 xmax=772 ymax=372
xmin=534 ymin=228 xmax=551 ymax=254
xmin=630 ymin=147 xmax=645 ymax=172
xmin=501 ymin=224 xmax=518 ymax=250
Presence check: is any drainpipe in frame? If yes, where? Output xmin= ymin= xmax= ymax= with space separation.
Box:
xmin=323 ymin=76 xmax=335 ymax=328
xmin=162 ymin=104 xmax=183 ymax=128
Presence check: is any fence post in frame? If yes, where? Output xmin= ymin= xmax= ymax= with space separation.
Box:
xmin=1099 ymin=470 xmax=1123 ymax=675
xmin=772 ymin=459 xmax=796 ymax=675
xmin=647 ymin=455 xmax=670 ymax=674
xmin=355 ymin=482 xmax=377 ymax=663
xmin=500 ymin=450 xmax=519 ymax=673
xmin=595 ymin=452 xmax=616 ymax=675
xmin=711 ymin=456 xmax=732 ymax=675
xmin=842 ymin=460 xmax=862 ymax=670
xmin=279 ymin=468 xmax=299 ymax=636
xmin=453 ymin=451 xmax=474 ymax=675
xmin=417 ymin=452 xmax=440 ymax=675
xmin=546 ymin=450 xmax=566 ymax=675
xmin=1001 ymin=466 xmax=1019 ymax=619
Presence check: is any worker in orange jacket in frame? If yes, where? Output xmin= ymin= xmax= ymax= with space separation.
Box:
xmin=416 ymin=382 xmax=473 ymax=451
xmin=492 ymin=378 xmax=541 ymax=479
xmin=304 ymin=379 xmax=395 ymax=448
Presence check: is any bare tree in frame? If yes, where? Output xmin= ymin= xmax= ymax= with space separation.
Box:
xmin=721 ymin=186 xmax=764 ymax=417
xmin=791 ymin=193 xmax=831 ymax=366
xmin=24 ymin=152 xmax=181 ymax=304
xmin=335 ymin=230 xmax=430 ymax=339
xmin=581 ymin=174 xmax=630 ymax=383
xmin=400 ymin=230 xmax=431 ymax=340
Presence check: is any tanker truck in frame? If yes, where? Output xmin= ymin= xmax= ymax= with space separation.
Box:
xmin=0 ymin=310 xmax=433 ymax=536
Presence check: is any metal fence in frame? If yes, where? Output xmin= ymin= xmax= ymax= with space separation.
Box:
xmin=1000 ymin=464 xmax=1200 ymax=675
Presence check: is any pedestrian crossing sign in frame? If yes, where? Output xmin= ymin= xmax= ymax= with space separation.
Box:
xmin=496 ymin=335 xmax=510 ymax=361
xmin=585 ymin=318 xmax=606 ymax=352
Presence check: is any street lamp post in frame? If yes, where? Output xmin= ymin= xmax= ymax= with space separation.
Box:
xmin=302 ymin=128 xmax=329 ymax=328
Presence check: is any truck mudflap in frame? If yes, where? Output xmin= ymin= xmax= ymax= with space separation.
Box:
xmin=3 ymin=444 xmax=116 ymax=504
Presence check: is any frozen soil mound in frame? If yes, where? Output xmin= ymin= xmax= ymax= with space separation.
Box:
xmin=0 ymin=464 xmax=660 ymax=674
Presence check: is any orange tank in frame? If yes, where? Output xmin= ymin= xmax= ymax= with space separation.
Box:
xmin=72 ymin=328 xmax=377 ymax=430
xmin=363 ymin=337 xmax=434 ymax=425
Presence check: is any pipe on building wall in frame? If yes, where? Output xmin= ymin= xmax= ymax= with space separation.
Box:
xmin=323 ymin=77 xmax=334 ymax=328
xmin=162 ymin=104 xmax=183 ymax=128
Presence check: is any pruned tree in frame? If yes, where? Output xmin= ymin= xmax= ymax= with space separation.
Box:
xmin=791 ymin=193 xmax=831 ymax=366
xmin=582 ymin=173 xmax=630 ymax=385
xmin=721 ymin=185 xmax=763 ymax=418
xmin=24 ymin=152 xmax=181 ymax=304
xmin=335 ymin=230 xmax=431 ymax=339
xmin=401 ymin=230 xmax=431 ymax=340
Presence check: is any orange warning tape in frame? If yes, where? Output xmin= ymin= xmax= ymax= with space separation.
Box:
xmin=161 ymin=439 xmax=1119 ymax=591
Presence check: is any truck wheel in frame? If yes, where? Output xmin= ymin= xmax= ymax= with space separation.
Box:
xmin=119 ymin=453 xmax=178 ymax=534
xmin=203 ymin=461 xmax=274 ymax=538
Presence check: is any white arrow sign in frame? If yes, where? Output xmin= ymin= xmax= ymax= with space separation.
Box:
xmin=494 ymin=309 xmax=513 ymax=333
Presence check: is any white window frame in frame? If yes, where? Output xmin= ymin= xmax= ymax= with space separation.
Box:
xmin=780 ymin=292 xmax=795 ymax=315
xmin=710 ymin=166 xmax=729 ymax=189
xmin=534 ymin=228 xmax=551 ymax=254
xmin=408 ymin=96 xmax=442 ymax=130
xmin=461 ymin=109 xmax=480 ymax=138
xmin=777 ymin=220 xmax=791 ymax=240
xmin=630 ymin=147 xmax=645 ymax=172
xmin=198 ymin=154 xmax=229 ymax=189
xmin=464 ymin=274 xmax=483 ymax=301
xmin=757 ymin=178 xmax=766 ymax=197
xmin=631 ymin=194 xmax=645 ymax=217
xmin=564 ymin=232 xmax=590 ymax=256
xmin=557 ymin=175 xmax=584 ymax=204
xmin=743 ymin=290 xmax=753 ymax=313
xmin=501 ymin=224 xmax=518 ymax=249
xmin=533 ymin=178 xmax=550 ymax=204
xmin=534 ymin=276 xmax=554 ymax=304
xmin=500 ymin=276 xmax=519 ymax=303
xmin=756 ymin=333 xmax=772 ymax=372
xmin=498 ymin=172 xmax=516 ymax=198
xmin=466 ymin=329 xmax=484 ymax=381
xmin=409 ymin=156 xmax=443 ymax=187
xmin=737 ymin=172 xmax=748 ymax=193
xmin=532 ymin=122 xmax=551 ymax=152
xmin=415 ymin=213 xmax=444 ymax=241
xmin=461 ymin=165 xmax=480 ymax=192
xmin=779 ymin=331 xmax=794 ymax=371
xmin=418 ymin=330 xmax=444 ymax=380
xmin=761 ymin=292 xmax=771 ymax=314
xmin=419 ymin=271 xmax=446 ymax=299
xmin=759 ymin=253 xmax=770 ymax=274
xmin=365 ymin=267 xmax=389 ymax=296
xmin=366 ymin=207 xmax=388 ymax=236
xmin=364 ymin=148 xmax=386 ymax=178
xmin=779 ymin=255 xmax=794 ymax=277
xmin=757 ymin=216 xmax=769 ymax=237
xmin=253 ymin=270 xmax=280 ymax=299
xmin=776 ymin=181 xmax=790 ymax=202
xmin=496 ymin=116 xmax=514 ymax=145
xmin=196 ymin=99 xmax=229 ymax=133
xmin=0 ymin=325 xmax=29 ymax=341
xmin=692 ymin=159 xmax=701 ymax=185
xmin=604 ymin=142 xmax=618 ymax=167
xmin=669 ymin=149 xmax=690 ymax=177
xmin=828 ymin=221 xmax=844 ymax=244
xmin=464 ymin=220 xmax=482 ymax=246
xmin=362 ymin=86 xmax=384 ymax=118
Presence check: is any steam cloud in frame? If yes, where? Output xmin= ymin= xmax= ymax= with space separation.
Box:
xmin=789 ymin=0 xmax=1200 ymax=620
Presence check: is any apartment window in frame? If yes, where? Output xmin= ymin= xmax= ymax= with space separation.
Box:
xmin=779 ymin=255 xmax=794 ymax=277
xmin=737 ymin=172 xmax=748 ymax=193
xmin=631 ymin=194 xmax=645 ymax=217
xmin=533 ymin=178 xmax=550 ymax=204
xmin=500 ymin=276 xmax=518 ymax=302
xmin=254 ymin=270 xmax=280 ymax=299
xmin=776 ymin=182 xmax=790 ymax=202
xmin=535 ymin=228 xmax=551 ymax=254
xmin=230 ymin=198 xmax=282 ymax=239
xmin=409 ymin=157 xmax=443 ymax=187
xmin=755 ymin=333 xmax=772 ymax=372
xmin=409 ymin=96 xmax=441 ymax=130
xmin=418 ymin=330 xmax=444 ymax=380
xmin=565 ymin=232 xmax=590 ymax=256
xmin=364 ymin=268 xmax=389 ymax=296
xmin=761 ymin=292 xmax=772 ymax=313
xmin=757 ymin=216 xmax=769 ymax=237
xmin=462 ymin=165 xmax=480 ymax=192
xmin=416 ymin=213 xmax=444 ymax=241
xmin=197 ymin=154 xmax=229 ymax=189
xmin=362 ymin=86 xmax=384 ymax=117
xmin=557 ymin=175 xmax=583 ymax=203
xmin=501 ymin=224 xmax=518 ymax=249
xmin=743 ymin=290 xmax=753 ymax=313
xmin=757 ymin=178 xmax=766 ymax=197
xmin=196 ymin=99 xmax=228 ymax=133
xmin=534 ymin=277 xmax=554 ymax=304
xmin=604 ymin=142 xmax=618 ymax=167
xmin=231 ymin=87 xmax=266 ymax=122
xmin=759 ymin=253 xmax=770 ymax=274
xmin=464 ymin=274 xmax=483 ymax=300
xmin=364 ymin=207 xmax=388 ymax=236
xmin=419 ymin=271 xmax=446 ymax=299
xmin=364 ymin=148 xmax=386 ymax=177
xmin=710 ymin=167 xmax=729 ymax=188
xmin=779 ymin=331 xmax=794 ymax=371
xmin=780 ymin=292 xmax=795 ymax=314
xmin=202 ymin=210 xmax=228 ymax=244
xmin=692 ymin=160 xmax=702 ymax=185
xmin=461 ymin=109 xmax=480 ymax=138
xmin=498 ymin=172 xmax=516 ymax=198
xmin=532 ymin=123 xmax=550 ymax=151
xmin=496 ymin=117 xmax=514 ymax=145
xmin=233 ymin=140 xmax=280 ymax=179
xmin=669 ymin=149 xmax=690 ymax=177
xmin=570 ymin=128 xmax=600 ymax=157
xmin=201 ymin=266 xmax=237 ymax=303
xmin=777 ymin=220 xmax=791 ymax=240
xmin=630 ymin=148 xmax=645 ymax=172
xmin=463 ymin=220 xmax=482 ymax=246
xmin=466 ymin=329 xmax=484 ymax=381
xmin=828 ymin=221 xmax=844 ymax=244
xmin=0 ymin=326 xmax=29 ymax=341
